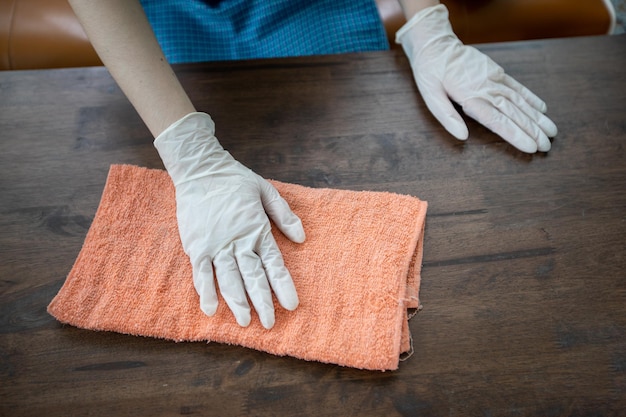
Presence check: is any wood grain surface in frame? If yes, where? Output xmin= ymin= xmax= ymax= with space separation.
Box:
xmin=1 ymin=34 xmax=625 ymax=416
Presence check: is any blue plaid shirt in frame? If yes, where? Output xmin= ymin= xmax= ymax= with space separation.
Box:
xmin=140 ymin=0 xmax=389 ymax=63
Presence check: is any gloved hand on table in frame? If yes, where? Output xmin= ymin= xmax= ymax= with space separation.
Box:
xmin=396 ymin=4 xmax=558 ymax=153
xmin=154 ymin=112 xmax=305 ymax=329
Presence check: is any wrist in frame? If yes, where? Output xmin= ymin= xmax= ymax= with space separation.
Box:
xmin=397 ymin=0 xmax=440 ymax=20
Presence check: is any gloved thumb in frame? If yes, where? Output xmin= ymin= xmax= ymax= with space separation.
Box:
xmin=418 ymin=79 xmax=469 ymax=140
xmin=259 ymin=178 xmax=306 ymax=244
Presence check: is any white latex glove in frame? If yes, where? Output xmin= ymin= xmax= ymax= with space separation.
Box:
xmin=396 ymin=4 xmax=558 ymax=153
xmin=154 ymin=112 xmax=305 ymax=329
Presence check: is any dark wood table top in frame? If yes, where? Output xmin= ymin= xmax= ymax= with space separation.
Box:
xmin=1 ymin=34 xmax=625 ymax=416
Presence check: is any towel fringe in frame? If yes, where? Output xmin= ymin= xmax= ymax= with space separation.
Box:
xmin=399 ymin=305 xmax=422 ymax=362
xmin=399 ymin=330 xmax=414 ymax=362
xmin=407 ymin=304 xmax=423 ymax=320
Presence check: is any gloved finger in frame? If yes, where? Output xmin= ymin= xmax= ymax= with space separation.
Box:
xmin=463 ymin=98 xmax=539 ymax=153
xmin=529 ymin=109 xmax=557 ymax=140
xmin=502 ymin=74 xmax=548 ymax=114
xmin=417 ymin=78 xmax=469 ymax=140
xmin=236 ymin=248 xmax=275 ymax=329
xmin=258 ymin=231 xmax=299 ymax=312
xmin=487 ymin=96 xmax=552 ymax=152
xmin=507 ymin=98 xmax=558 ymax=140
xmin=258 ymin=178 xmax=305 ymax=244
xmin=498 ymin=82 xmax=558 ymax=138
xmin=192 ymin=256 xmax=219 ymax=317
xmin=213 ymin=248 xmax=251 ymax=327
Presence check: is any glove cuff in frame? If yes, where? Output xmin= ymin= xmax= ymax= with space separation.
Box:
xmin=154 ymin=112 xmax=227 ymax=185
xmin=156 ymin=112 xmax=216 ymax=140
xmin=395 ymin=4 xmax=454 ymax=49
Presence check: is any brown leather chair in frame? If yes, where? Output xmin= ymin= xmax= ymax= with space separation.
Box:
xmin=0 ymin=0 xmax=101 ymax=70
xmin=377 ymin=0 xmax=617 ymax=46
xmin=0 ymin=0 xmax=617 ymax=70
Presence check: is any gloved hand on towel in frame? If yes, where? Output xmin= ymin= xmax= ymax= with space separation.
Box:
xmin=396 ymin=4 xmax=558 ymax=153
xmin=154 ymin=112 xmax=305 ymax=329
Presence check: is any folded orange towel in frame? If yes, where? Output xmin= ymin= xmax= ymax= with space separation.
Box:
xmin=48 ymin=164 xmax=427 ymax=371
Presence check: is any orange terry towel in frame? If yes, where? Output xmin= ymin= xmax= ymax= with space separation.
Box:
xmin=48 ymin=164 xmax=427 ymax=371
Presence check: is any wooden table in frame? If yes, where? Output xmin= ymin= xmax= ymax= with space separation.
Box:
xmin=1 ymin=34 xmax=625 ymax=416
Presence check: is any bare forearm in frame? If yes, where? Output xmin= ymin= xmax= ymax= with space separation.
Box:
xmin=396 ymin=0 xmax=440 ymax=19
xmin=68 ymin=0 xmax=195 ymax=137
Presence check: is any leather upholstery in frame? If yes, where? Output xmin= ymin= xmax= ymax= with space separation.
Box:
xmin=378 ymin=0 xmax=616 ymax=46
xmin=0 ymin=0 xmax=616 ymax=70
xmin=1 ymin=0 xmax=101 ymax=70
